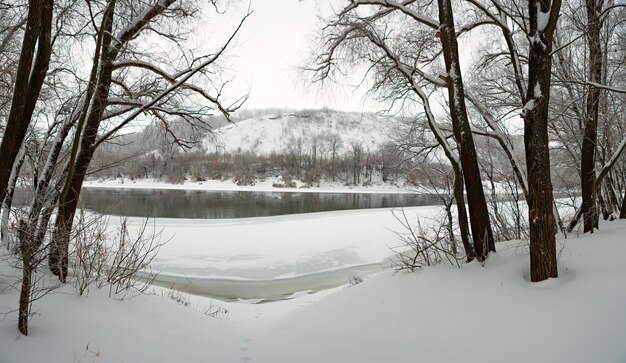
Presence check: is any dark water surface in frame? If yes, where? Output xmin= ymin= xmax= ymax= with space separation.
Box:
xmin=66 ymin=188 xmax=442 ymax=219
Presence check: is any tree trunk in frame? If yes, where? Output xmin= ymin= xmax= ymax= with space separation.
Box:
xmin=1 ymin=146 xmax=26 ymax=249
xmin=580 ymin=0 xmax=604 ymax=233
xmin=18 ymin=220 xmax=32 ymax=336
xmin=619 ymin=190 xmax=626 ymax=219
xmin=452 ymin=164 xmax=475 ymax=262
xmin=50 ymin=1 xmax=117 ymax=281
xmin=0 ymin=0 xmax=53 ymax=205
xmin=524 ymin=0 xmax=561 ymax=282
xmin=437 ymin=0 xmax=494 ymax=260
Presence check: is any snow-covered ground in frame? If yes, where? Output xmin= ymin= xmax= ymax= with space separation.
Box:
xmin=124 ymin=206 xmax=440 ymax=300
xmin=82 ymin=176 xmax=421 ymax=194
xmin=1 ymin=209 xmax=626 ymax=362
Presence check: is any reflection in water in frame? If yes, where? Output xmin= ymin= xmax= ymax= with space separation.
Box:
xmin=71 ymin=188 xmax=442 ymax=219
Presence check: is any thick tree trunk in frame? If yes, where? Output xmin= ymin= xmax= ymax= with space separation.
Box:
xmin=437 ymin=0 xmax=494 ymax=260
xmin=524 ymin=0 xmax=561 ymax=282
xmin=580 ymin=0 xmax=604 ymax=233
xmin=0 ymin=0 xmax=53 ymax=205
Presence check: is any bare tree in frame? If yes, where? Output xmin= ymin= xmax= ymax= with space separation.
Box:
xmin=0 ymin=0 xmax=53 ymax=213
xmin=309 ymin=0 xmax=495 ymax=260
xmin=48 ymin=1 xmax=249 ymax=281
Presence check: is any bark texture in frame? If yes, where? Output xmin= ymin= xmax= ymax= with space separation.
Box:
xmin=18 ymin=220 xmax=32 ymax=335
xmin=580 ymin=0 xmax=604 ymax=233
xmin=452 ymin=165 xmax=475 ymax=261
xmin=524 ymin=0 xmax=561 ymax=282
xmin=0 ymin=0 xmax=53 ymax=205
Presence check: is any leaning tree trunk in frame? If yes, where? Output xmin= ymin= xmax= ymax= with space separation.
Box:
xmin=50 ymin=0 xmax=116 ymax=281
xmin=579 ymin=0 xmax=604 ymax=233
xmin=523 ymin=0 xmax=561 ymax=282
xmin=0 ymin=0 xmax=53 ymax=205
xmin=437 ymin=0 xmax=495 ymax=260
xmin=1 ymin=145 xmax=26 ymax=249
xmin=452 ymin=164 xmax=475 ymax=262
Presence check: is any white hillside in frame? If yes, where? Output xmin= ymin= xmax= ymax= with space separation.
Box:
xmin=204 ymin=110 xmax=400 ymax=155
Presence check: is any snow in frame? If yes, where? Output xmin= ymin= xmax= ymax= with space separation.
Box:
xmin=521 ymin=98 xmax=536 ymax=116
xmin=359 ymin=0 xmax=439 ymax=29
xmin=2 ymin=213 xmax=626 ymax=362
xmin=203 ymin=112 xmax=398 ymax=156
xmin=82 ymin=176 xmax=420 ymax=194
xmin=534 ymin=82 xmax=542 ymax=98
xmin=124 ymin=206 xmax=440 ymax=299
xmin=536 ymin=3 xmax=550 ymax=32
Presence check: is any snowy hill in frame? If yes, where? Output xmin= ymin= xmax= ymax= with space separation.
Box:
xmin=89 ymin=109 xmax=412 ymax=187
xmin=203 ymin=110 xmax=400 ymax=155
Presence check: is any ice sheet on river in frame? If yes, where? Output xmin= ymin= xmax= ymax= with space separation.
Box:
xmin=119 ymin=206 xmax=441 ymax=299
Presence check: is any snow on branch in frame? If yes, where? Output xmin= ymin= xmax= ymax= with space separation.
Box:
xmin=587 ymin=82 xmax=626 ymax=94
xmin=112 ymin=59 xmax=233 ymax=107
xmin=596 ymin=136 xmax=626 ymax=185
xmin=464 ymin=0 xmax=527 ymax=100
xmin=348 ymin=0 xmax=439 ymax=29
xmin=94 ymin=11 xmax=251 ymax=148
xmin=110 ymin=0 xmax=177 ymax=58
xmin=360 ymin=25 xmax=460 ymax=166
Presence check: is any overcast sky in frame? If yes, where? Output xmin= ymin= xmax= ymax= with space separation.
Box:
xmin=199 ymin=0 xmax=377 ymax=113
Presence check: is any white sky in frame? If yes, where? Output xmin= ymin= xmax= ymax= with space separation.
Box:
xmin=198 ymin=0 xmax=378 ymax=113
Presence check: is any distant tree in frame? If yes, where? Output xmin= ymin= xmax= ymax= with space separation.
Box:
xmin=350 ymin=142 xmax=363 ymax=185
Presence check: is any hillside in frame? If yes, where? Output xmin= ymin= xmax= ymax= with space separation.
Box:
xmin=90 ymin=109 xmax=414 ymax=187
xmin=204 ymin=110 xmax=400 ymax=156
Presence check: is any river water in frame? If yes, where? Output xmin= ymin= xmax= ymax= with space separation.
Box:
xmin=74 ymin=188 xmax=441 ymax=219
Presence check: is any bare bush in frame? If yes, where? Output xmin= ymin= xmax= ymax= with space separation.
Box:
xmin=70 ymin=211 xmax=109 ymax=296
xmin=69 ymin=212 xmax=166 ymax=299
xmin=390 ymin=208 xmax=462 ymax=272
xmin=105 ymin=218 xmax=165 ymax=298
xmin=162 ymin=290 xmax=228 ymax=318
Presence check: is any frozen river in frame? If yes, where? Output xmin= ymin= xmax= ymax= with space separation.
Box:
xmin=121 ymin=204 xmax=443 ymax=301
xmin=17 ymin=186 xmax=445 ymax=300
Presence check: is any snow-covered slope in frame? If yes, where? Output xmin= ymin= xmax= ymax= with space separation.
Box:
xmin=204 ymin=110 xmax=400 ymax=155
xmin=2 ymin=215 xmax=626 ymax=362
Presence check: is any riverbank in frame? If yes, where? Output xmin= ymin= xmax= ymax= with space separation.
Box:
xmin=2 ymin=220 xmax=625 ymax=362
xmin=82 ymin=176 xmax=424 ymax=194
